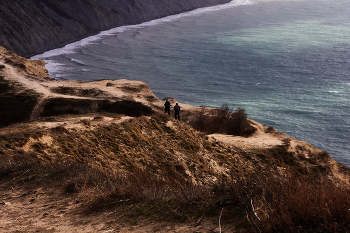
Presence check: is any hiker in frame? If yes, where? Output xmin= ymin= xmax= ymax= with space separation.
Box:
xmin=164 ymin=99 xmax=171 ymax=115
xmin=174 ymin=103 xmax=180 ymax=120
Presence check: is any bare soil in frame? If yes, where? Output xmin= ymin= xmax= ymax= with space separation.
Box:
xmin=0 ymin=177 xmax=236 ymax=233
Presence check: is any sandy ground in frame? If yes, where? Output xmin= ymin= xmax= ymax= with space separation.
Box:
xmin=208 ymin=120 xmax=285 ymax=151
xmin=0 ymin=179 xmax=231 ymax=233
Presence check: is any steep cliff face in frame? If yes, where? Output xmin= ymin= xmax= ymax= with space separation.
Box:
xmin=0 ymin=0 xmax=230 ymax=58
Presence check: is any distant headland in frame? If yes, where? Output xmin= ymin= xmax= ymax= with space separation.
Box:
xmin=0 ymin=0 xmax=230 ymax=58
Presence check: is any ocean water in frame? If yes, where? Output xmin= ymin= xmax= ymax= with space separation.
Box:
xmin=32 ymin=0 xmax=350 ymax=165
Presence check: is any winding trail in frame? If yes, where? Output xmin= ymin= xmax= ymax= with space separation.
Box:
xmin=0 ymin=61 xmax=106 ymax=121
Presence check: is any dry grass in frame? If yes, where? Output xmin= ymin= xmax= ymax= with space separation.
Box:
xmin=79 ymin=163 xmax=350 ymax=232
xmin=262 ymin=175 xmax=350 ymax=232
xmin=1 ymin=114 xmax=350 ymax=232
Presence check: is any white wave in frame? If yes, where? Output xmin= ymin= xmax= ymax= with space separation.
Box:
xmin=70 ymin=58 xmax=88 ymax=66
xmin=43 ymin=59 xmax=71 ymax=78
xmin=31 ymin=0 xmax=253 ymax=60
xmin=44 ymin=59 xmax=66 ymax=72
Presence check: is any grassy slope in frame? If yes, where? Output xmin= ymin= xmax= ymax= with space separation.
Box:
xmin=1 ymin=46 xmax=350 ymax=231
xmin=1 ymin=113 xmax=350 ymax=232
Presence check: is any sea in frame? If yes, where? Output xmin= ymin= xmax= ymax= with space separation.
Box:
xmin=32 ymin=0 xmax=350 ymax=166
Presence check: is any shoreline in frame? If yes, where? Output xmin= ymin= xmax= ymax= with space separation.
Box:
xmin=0 ymin=0 xmax=232 ymax=58
xmin=32 ymin=0 xmax=252 ymax=60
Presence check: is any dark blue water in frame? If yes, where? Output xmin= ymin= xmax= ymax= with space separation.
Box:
xmin=33 ymin=0 xmax=350 ymax=165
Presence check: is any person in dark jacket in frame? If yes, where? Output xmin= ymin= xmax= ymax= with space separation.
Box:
xmin=164 ymin=99 xmax=171 ymax=115
xmin=174 ymin=103 xmax=180 ymax=120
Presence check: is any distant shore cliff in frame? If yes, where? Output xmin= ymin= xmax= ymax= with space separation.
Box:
xmin=0 ymin=0 xmax=230 ymax=58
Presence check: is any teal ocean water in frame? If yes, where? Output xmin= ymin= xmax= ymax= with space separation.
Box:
xmin=33 ymin=0 xmax=350 ymax=165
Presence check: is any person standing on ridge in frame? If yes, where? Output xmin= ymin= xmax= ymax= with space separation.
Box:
xmin=164 ymin=99 xmax=171 ymax=115
xmin=174 ymin=103 xmax=180 ymax=120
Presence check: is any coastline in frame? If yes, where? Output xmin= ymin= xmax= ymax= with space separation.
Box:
xmin=2 ymin=44 xmax=350 ymax=232
xmin=32 ymin=0 xmax=252 ymax=60
xmin=2 ymin=0 xmax=350 ymax=231
xmin=0 ymin=0 xmax=231 ymax=58
xmin=27 ymin=0 xmax=350 ymax=166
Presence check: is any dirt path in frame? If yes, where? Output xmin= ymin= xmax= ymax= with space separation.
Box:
xmin=1 ymin=61 xmax=102 ymax=100
xmin=2 ymin=62 xmax=50 ymax=96
xmin=0 ymin=179 xmax=226 ymax=233
xmin=1 ymin=61 xmax=125 ymax=121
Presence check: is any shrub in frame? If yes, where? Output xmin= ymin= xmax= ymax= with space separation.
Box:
xmin=210 ymin=171 xmax=350 ymax=232
xmin=190 ymin=104 xmax=256 ymax=136
xmin=226 ymin=107 xmax=256 ymax=136
xmin=256 ymin=174 xmax=350 ymax=232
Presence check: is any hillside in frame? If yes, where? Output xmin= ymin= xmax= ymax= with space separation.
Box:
xmin=1 ymin=47 xmax=350 ymax=232
xmin=0 ymin=0 xmax=230 ymax=58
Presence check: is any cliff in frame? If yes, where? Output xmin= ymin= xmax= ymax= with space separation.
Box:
xmin=0 ymin=0 xmax=230 ymax=58
xmin=1 ymin=46 xmax=350 ymax=232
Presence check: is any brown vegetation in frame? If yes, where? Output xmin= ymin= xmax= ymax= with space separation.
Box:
xmin=1 ymin=113 xmax=350 ymax=232
xmin=1 ymin=49 xmax=350 ymax=231
xmin=189 ymin=104 xmax=257 ymax=136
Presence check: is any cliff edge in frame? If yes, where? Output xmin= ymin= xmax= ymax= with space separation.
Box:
xmin=1 ymin=46 xmax=350 ymax=232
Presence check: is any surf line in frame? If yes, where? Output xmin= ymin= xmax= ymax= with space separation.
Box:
xmin=32 ymin=0 xmax=253 ymax=60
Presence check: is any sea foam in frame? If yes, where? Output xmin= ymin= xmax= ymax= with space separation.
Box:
xmin=31 ymin=0 xmax=252 ymax=60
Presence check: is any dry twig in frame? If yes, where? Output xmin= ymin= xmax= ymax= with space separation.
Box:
xmin=219 ymin=207 xmax=224 ymax=233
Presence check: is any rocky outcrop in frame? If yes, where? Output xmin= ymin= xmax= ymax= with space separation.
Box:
xmin=0 ymin=0 xmax=230 ymax=58
xmin=0 ymin=46 xmax=161 ymax=127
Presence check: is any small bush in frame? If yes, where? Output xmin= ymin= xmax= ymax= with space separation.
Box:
xmin=190 ymin=104 xmax=256 ymax=136
xmin=266 ymin=126 xmax=276 ymax=133
xmin=226 ymin=107 xmax=256 ymax=136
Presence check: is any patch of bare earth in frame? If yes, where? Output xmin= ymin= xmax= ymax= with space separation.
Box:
xmin=0 ymin=179 xmax=230 ymax=233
